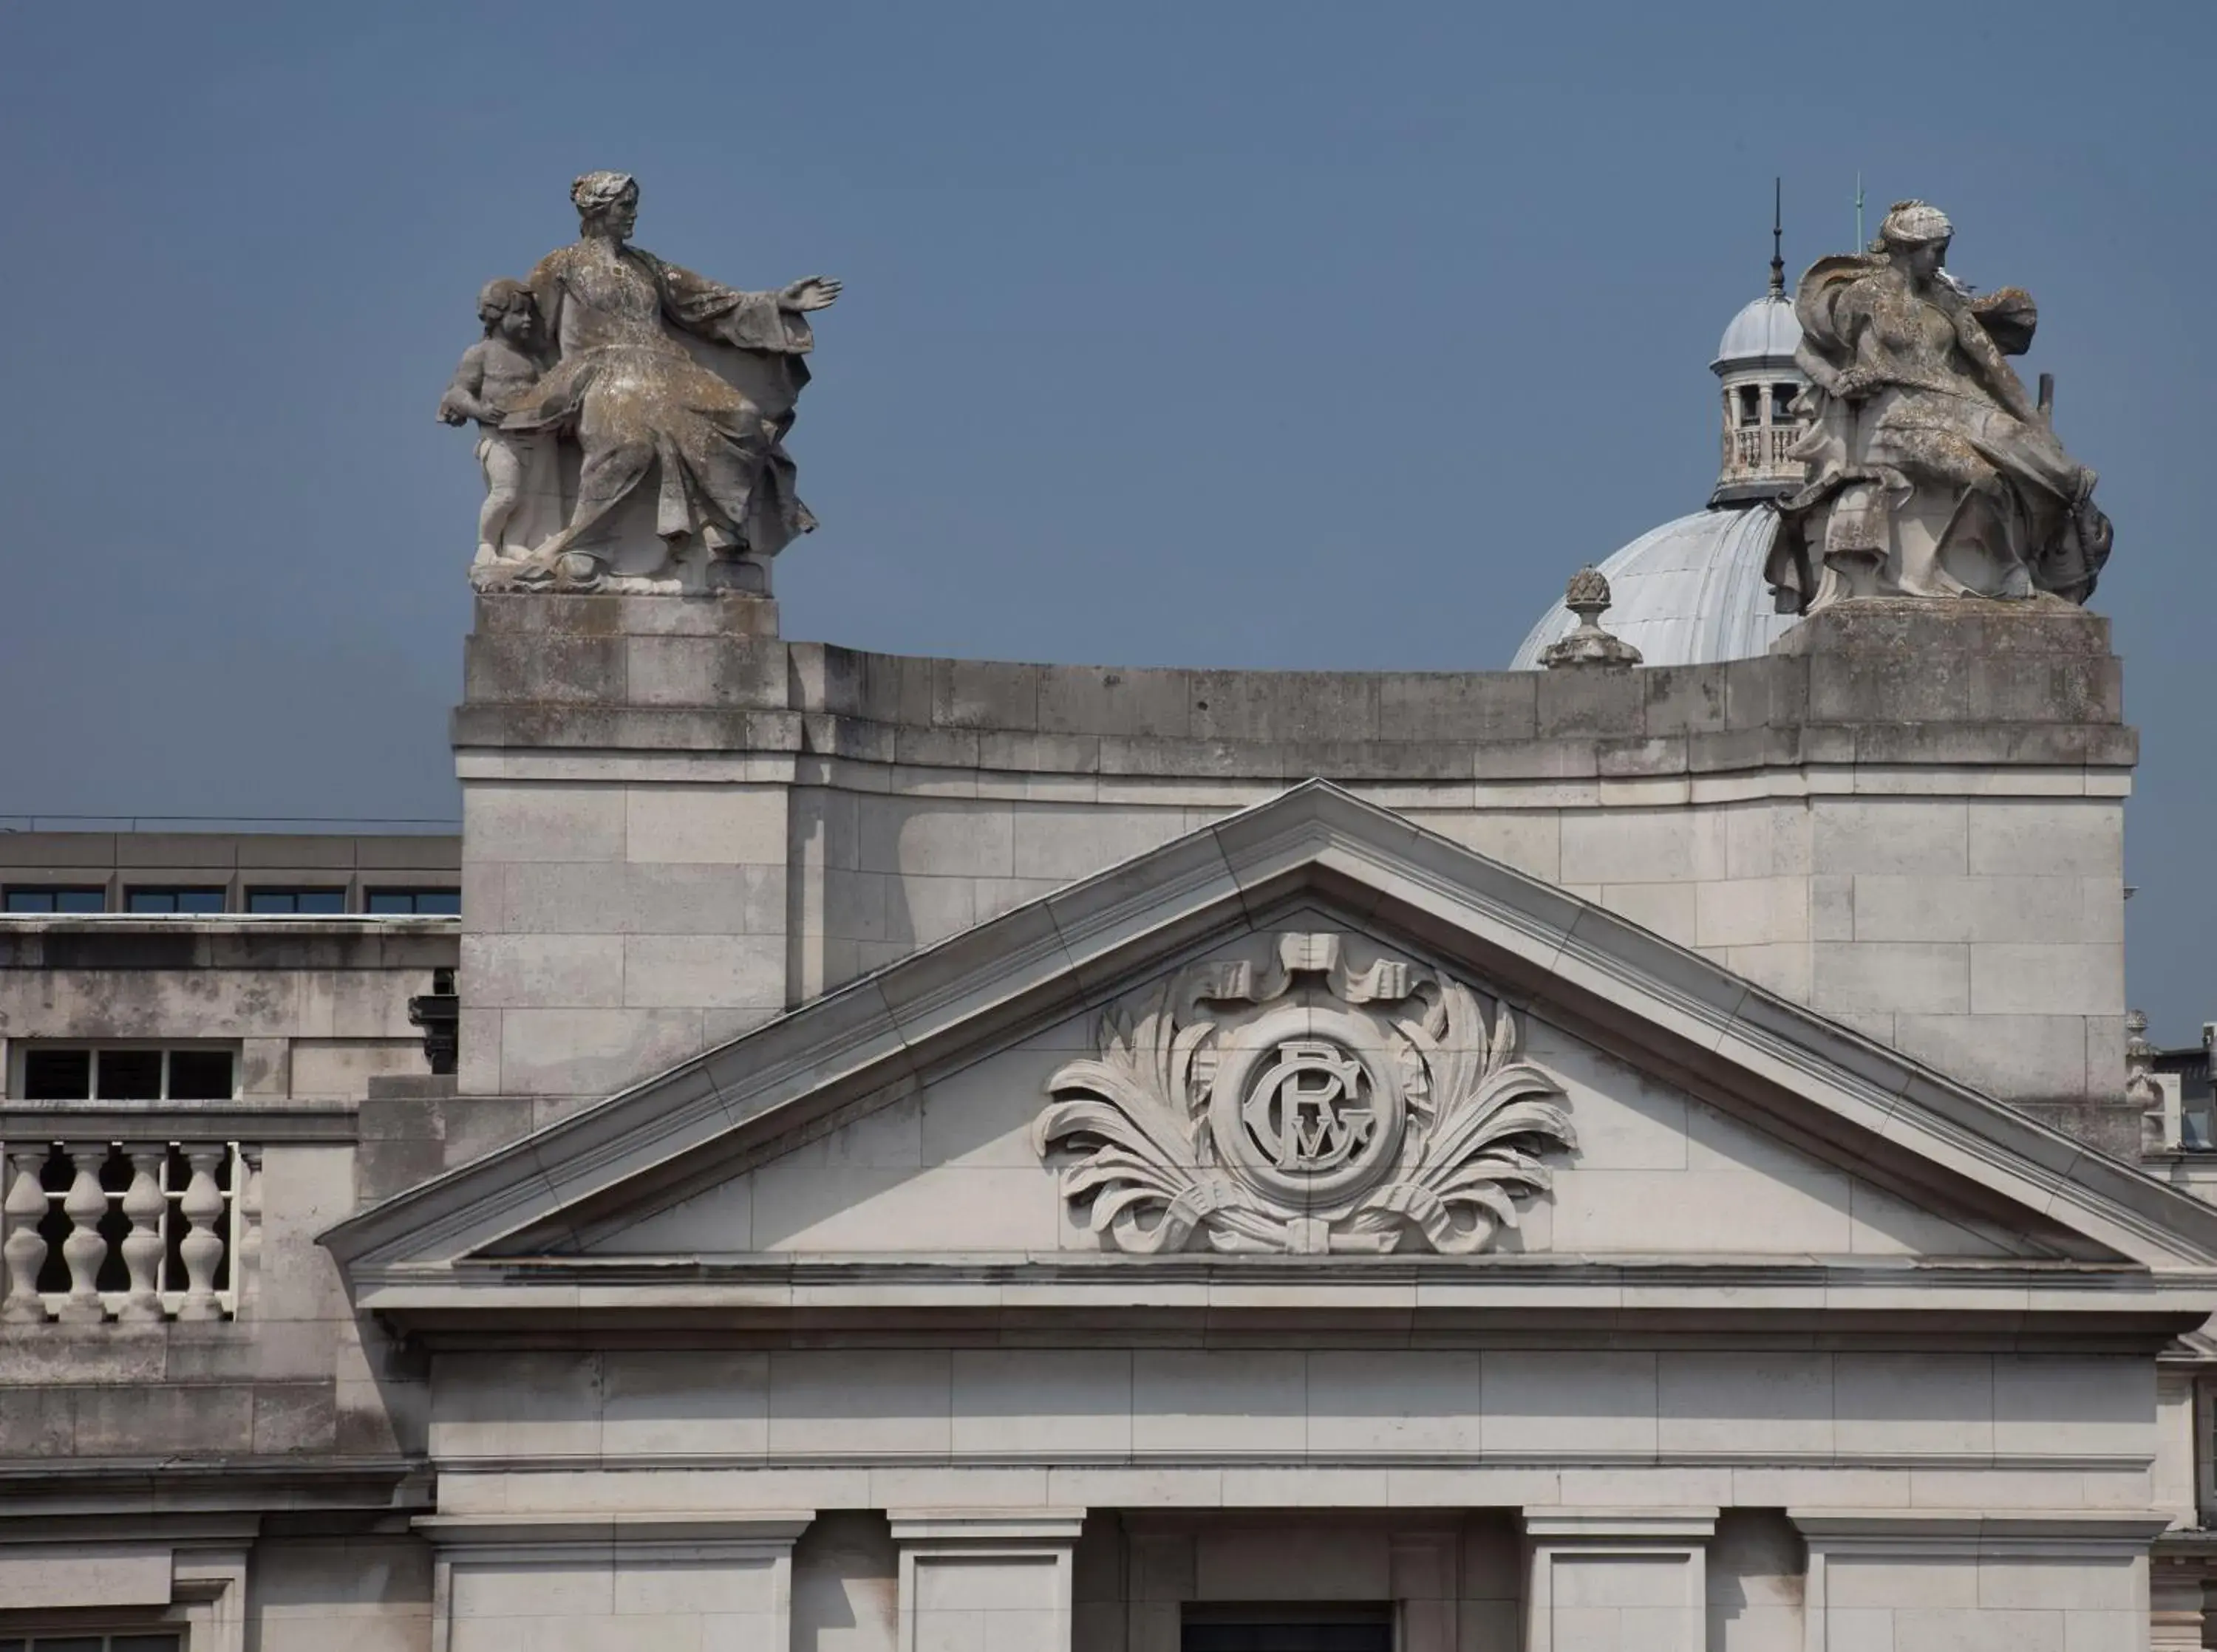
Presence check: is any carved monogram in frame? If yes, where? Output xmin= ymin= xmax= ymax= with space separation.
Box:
xmin=1032 ymin=932 xmax=1576 ymax=1255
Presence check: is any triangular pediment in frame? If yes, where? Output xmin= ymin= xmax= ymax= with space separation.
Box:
xmin=572 ymin=914 xmax=2051 ymax=1265
xmin=323 ymin=782 xmax=2217 ymax=1330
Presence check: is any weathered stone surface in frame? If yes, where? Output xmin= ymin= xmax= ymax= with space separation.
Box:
xmin=446 ymin=593 xmax=2138 ymax=1127
xmin=476 ymin=592 xmax=780 ymax=638
xmin=454 ymin=173 xmax=839 ymax=595
xmin=1771 ymin=201 xmax=2113 ymax=613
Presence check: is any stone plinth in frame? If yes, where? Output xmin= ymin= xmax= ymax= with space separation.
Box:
xmin=451 ymin=594 xmax=2133 ymax=1150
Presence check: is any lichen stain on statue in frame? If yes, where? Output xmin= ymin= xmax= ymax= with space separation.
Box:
xmin=1768 ymin=199 xmax=2113 ymax=615
xmin=1032 ymin=931 xmax=1577 ymax=1256
xmin=437 ymin=171 xmax=841 ymax=595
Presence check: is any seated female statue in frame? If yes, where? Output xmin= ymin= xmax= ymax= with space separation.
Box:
xmin=483 ymin=171 xmax=841 ymax=593
xmin=1768 ymin=199 xmax=2111 ymax=612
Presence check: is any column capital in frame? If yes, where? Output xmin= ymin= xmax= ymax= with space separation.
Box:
xmin=1522 ymin=1508 xmax=1718 ymax=1541
xmin=888 ymin=1512 xmax=1087 ymax=1546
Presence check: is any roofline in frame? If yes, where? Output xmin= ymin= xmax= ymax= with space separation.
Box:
xmin=320 ymin=781 xmax=2217 ymax=1279
xmin=1710 ymin=352 xmax=1805 ymax=375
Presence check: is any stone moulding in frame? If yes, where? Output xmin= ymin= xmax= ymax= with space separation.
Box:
xmin=1034 ymin=931 xmax=1576 ymax=1255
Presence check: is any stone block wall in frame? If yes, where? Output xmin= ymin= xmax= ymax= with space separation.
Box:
xmin=0 ymin=918 xmax=449 ymax=1483
xmin=450 ymin=593 xmax=2135 ymax=1149
xmin=0 ymin=918 xmax=453 ymax=1102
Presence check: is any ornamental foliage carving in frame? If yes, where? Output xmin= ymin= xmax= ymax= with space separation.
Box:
xmin=1032 ymin=932 xmax=1576 ymax=1255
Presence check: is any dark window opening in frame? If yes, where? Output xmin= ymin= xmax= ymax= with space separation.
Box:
xmin=18 ymin=1046 xmax=235 ymax=1102
xmin=22 ymin=1048 xmax=93 ymax=1100
xmin=1184 ymin=1608 xmax=1394 ymax=1652
xmin=0 ymin=1628 xmax=181 ymax=1652
xmin=126 ymin=887 xmax=225 ymax=915
xmin=1771 ymin=382 xmax=1802 ymax=423
xmin=167 ymin=1048 xmax=234 ymax=1099
xmin=5 ymin=887 xmax=106 ymax=913
xmin=367 ymin=887 xmax=460 ymax=915
xmin=1736 ymin=385 xmax=1762 ymax=426
xmin=246 ymin=887 xmax=346 ymax=915
xmin=97 ymin=1048 xmax=163 ymax=1099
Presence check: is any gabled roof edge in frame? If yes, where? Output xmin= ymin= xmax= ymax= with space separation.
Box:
xmin=321 ymin=780 xmax=2217 ymax=1277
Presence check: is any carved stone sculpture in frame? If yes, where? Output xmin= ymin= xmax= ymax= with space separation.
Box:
xmin=1539 ymin=566 xmax=1642 ymax=668
xmin=1033 ymin=931 xmax=1576 ymax=1255
xmin=437 ymin=280 xmax=562 ymax=567
xmin=442 ymin=171 xmax=841 ymax=595
xmin=1767 ymin=200 xmax=2112 ymax=614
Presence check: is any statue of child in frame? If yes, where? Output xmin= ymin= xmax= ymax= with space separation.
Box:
xmin=437 ymin=279 xmax=559 ymax=567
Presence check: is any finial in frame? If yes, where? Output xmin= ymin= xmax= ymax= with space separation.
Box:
xmin=1540 ymin=567 xmax=1641 ymax=669
xmin=1768 ymin=177 xmax=1785 ymax=297
xmin=2127 ymin=1008 xmax=2164 ymax=1150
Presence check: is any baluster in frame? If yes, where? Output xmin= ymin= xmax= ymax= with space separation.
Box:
xmin=117 ymin=1142 xmax=167 ymax=1323
xmin=175 ymin=1147 xmax=227 ymax=1322
xmin=2 ymin=1146 xmax=53 ymax=1323
xmin=234 ymin=1146 xmax=262 ymax=1320
xmin=58 ymin=1141 xmax=111 ymax=1323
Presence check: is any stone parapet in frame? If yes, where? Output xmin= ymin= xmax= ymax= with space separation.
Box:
xmin=454 ymin=596 xmax=2131 ymax=782
xmin=450 ymin=594 xmax=2135 ymax=1144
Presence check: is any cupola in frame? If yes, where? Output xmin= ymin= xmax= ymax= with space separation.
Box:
xmin=1708 ymin=191 xmax=1811 ymax=507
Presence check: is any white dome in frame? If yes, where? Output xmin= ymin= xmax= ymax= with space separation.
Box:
xmin=1508 ymin=506 xmax=1798 ymax=669
xmin=1713 ymin=292 xmax=1801 ymax=367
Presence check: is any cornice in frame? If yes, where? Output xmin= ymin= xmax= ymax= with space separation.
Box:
xmin=322 ymin=782 xmax=2217 ymax=1292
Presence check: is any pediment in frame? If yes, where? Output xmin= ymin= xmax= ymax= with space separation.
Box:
xmin=323 ymin=782 xmax=2217 ymax=1328
xmin=578 ymin=918 xmax=2047 ymax=1265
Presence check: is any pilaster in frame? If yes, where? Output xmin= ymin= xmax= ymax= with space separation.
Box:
xmin=1521 ymin=1509 xmax=1717 ymax=1652
xmin=418 ymin=1512 xmax=811 ymax=1652
xmin=1792 ymin=1510 xmax=2170 ymax=1652
xmin=890 ymin=1512 xmax=1086 ymax=1652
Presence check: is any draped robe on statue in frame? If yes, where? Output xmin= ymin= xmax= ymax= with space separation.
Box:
xmin=1768 ymin=254 xmax=2110 ymax=610
xmin=503 ymin=240 xmax=817 ymax=567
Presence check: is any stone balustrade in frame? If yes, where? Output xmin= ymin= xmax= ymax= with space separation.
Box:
xmin=1726 ymin=425 xmax=1802 ymax=477
xmin=0 ymin=1139 xmax=259 ymax=1324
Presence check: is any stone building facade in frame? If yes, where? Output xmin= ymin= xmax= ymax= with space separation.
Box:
xmin=3 ymin=590 xmax=2214 ymax=1652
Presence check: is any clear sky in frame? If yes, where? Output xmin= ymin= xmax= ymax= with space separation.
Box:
xmin=1 ymin=3 xmax=2211 ymax=1038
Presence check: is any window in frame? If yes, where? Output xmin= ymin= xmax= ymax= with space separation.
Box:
xmin=1771 ymin=382 xmax=1803 ymax=423
xmin=367 ymin=887 xmax=460 ymax=915
xmin=245 ymin=887 xmax=346 ymax=915
xmin=125 ymin=887 xmax=225 ymax=914
xmin=1737 ymin=384 xmax=1762 ymax=427
xmin=21 ymin=1045 xmax=236 ymax=1101
xmin=1183 ymin=1613 xmax=1393 ymax=1652
xmin=0 ymin=1636 xmax=183 ymax=1652
xmin=4 ymin=887 xmax=106 ymax=913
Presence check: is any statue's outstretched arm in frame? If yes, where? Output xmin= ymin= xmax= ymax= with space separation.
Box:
xmin=653 ymin=255 xmax=817 ymax=354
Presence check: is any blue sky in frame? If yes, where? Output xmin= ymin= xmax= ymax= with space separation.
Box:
xmin=2 ymin=3 xmax=2212 ymax=1037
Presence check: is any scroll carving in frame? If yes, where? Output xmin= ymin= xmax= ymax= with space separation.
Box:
xmin=1033 ymin=932 xmax=1576 ymax=1255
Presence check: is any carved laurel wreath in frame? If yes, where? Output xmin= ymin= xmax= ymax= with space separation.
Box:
xmin=1032 ymin=932 xmax=1576 ymax=1255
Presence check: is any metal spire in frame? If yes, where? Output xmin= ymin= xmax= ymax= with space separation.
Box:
xmin=1855 ymin=172 xmax=1865 ymax=249
xmin=1768 ymin=177 xmax=1785 ymax=296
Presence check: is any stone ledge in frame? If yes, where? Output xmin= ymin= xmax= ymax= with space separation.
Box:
xmin=471 ymin=593 xmax=779 ymax=638
xmin=0 ymin=924 xmax=458 ymax=970
xmin=457 ymin=596 xmax=2133 ymax=775
xmin=1771 ymin=595 xmax=2114 ymax=658
xmin=451 ymin=703 xmax=2137 ymax=779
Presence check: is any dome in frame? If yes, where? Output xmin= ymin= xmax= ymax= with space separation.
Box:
xmin=1508 ymin=506 xmax=1798 ymax=669
xmin=1713 ymin=292 xmax=1801 ymax=368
